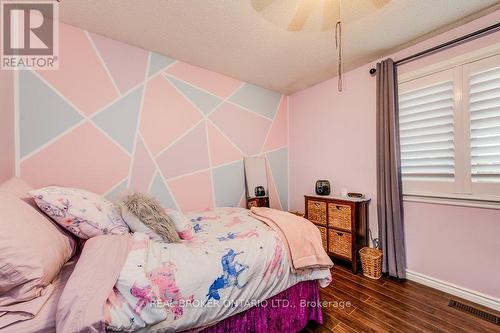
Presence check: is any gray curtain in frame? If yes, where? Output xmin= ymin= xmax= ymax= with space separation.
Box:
xmin=376 ymin=59 xmax=406 ymax=279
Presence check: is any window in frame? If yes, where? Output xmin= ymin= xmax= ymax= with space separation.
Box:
xmin=398 ymin=53 xmax=500 ymax=201
xmin=468 ymin=62 xmax=500 ymax=184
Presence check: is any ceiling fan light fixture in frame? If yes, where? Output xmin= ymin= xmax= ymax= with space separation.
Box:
xmin=251 ymin=0 xmax=391 ymax=33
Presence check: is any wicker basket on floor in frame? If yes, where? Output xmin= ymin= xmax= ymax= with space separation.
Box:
xmin=359 ymin=247 xmax=383 ymax=279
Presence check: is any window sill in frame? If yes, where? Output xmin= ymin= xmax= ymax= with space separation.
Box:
xmin=403 ymin=193 xmax=500 ymax=210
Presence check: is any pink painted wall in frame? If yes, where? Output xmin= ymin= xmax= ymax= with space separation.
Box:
xmin=0 ymin=69 xmax=15 ymax=183
xmin=10 ymin=22 xmax=289 ymax=212
xmin=404 ymin=202 xmax=500 ymax=298
xmin=289 ymin=10 xmax=500 ymax=299
xmin=289 ymin=64 xmax=378 ymax=228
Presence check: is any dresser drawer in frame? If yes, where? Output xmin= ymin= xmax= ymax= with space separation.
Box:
xmin=247 ymin=199 xmax=258 ymax=208
xmin=247 ymin=197 xmax=269 ymax=209
xmin=317 ymin=225 xmax=327 ymax=252
xmin=328 ymin=203 xmax=352 ymax=231
xmin=307 ymin=200 xmax=327 ymax=226
xmin=328 ymin=229 xmax=352 ymax=259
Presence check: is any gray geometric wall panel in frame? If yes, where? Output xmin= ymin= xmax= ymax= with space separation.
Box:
xmin=148 ymin=52 xmax=175 ymax=77
xmin=212 ymin=160 xmax=245 ymax=207
xmin=167 ymin=75 xmax=221 ymax=115
xmin=19 ymin=70 xmax=83 ymax=157
xmin=149 ymin=172 xmax=177 ymax=209
xmin=105 ymin=179 xmax=128 ymax=202
xmin=92 ymin=85 xmax=143 ymax=153
xmin=229 ymin=83 xmax=281 ymax=119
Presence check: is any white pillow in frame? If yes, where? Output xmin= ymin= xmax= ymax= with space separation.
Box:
xmin=164 ymin=209 xmax=193 ymax=240
xmin=121 ymin=206 xmax=163 ymax=241
xmin=29 ymin=186 xmax=129 ymax=239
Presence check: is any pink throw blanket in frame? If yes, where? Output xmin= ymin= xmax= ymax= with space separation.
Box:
xmin=249 ymin=207 xmax=333 ymax=271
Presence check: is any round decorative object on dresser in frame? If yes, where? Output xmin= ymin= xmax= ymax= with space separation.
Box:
xmin=315 ymin=180 xmax=331 ymax=195
xmin=254 ymin=186 xmax=266 ymax=197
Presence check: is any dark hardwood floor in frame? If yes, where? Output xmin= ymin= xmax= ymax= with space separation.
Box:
xmin=303 ymin=265 xmax=500 ymax=333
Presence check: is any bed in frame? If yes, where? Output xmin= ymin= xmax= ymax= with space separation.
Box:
xmin=123 ymin=208 xmax=332 ymax=332
xmin=1 ymin=259 xmax=77 ymax=333
xmin=3 ymin=207 xmax=331 ymax=332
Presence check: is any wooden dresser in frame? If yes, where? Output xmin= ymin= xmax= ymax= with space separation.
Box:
xmin=305 ymin=195 xmax=370 ymax=273
xmin=247 ymin=196 xmax=269 ymax=209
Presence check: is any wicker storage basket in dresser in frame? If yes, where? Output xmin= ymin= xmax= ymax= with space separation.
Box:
xmin=305 ymin=195 xmax=370 ymax=273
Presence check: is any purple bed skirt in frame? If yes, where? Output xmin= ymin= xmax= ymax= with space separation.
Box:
xmin=199 ymin=280 xmax=323 ymax=333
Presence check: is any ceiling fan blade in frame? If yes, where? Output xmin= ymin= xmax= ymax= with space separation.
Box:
xmin=287 ymin=0 xmax=316 ymax=31
xmin=251 ymin=0 xmax=275 ymax=12
xmin=372 ymin=0 xmax=390 ymax=8
xmin=321 ymin=0 xmax=338 ymax=31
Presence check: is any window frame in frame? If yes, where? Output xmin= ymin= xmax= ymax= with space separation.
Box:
xmin=398 ymin=44 xmax=500 ymax=205
xmin=398 ymin=68 xmax=458 ymax=195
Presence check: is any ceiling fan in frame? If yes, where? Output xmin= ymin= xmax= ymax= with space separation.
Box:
xmin=251 ymin=0 xmax=391 ymax=32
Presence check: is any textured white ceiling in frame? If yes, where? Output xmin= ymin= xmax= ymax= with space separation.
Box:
xmin=59 ymin=0 xmax=500 ymax=94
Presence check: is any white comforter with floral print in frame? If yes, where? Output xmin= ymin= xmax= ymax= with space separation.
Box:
xmin=105 ymin=207 xmax=332 ymax=332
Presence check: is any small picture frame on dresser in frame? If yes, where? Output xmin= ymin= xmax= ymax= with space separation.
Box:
xmin=304 ymin=194 xmax=370 ymax=274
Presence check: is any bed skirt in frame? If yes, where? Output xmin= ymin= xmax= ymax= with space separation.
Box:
xmin=199 ymin=280 xmax=323 ymax=333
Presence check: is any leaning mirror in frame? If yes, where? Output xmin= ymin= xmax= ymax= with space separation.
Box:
xmin=244 ymin=157 xmax=269 ymax=208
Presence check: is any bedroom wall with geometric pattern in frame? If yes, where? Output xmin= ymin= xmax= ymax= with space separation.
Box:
xmin=15 ymin=22 xmax=288 ymax=212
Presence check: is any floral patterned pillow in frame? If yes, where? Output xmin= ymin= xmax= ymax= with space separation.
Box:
xmin=29 ymin=186 xmax=129 ymax=239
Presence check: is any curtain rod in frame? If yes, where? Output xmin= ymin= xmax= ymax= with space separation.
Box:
xmin=369 ymin=21 xmax=500 ymax=75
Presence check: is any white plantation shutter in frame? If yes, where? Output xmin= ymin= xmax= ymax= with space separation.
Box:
xmin=399 ymin=80 xmax=455 ymax=181
xmin=469 ymin=65 xmax=500 ymax=183
xmin=399 ymin=52 xmax=500 ymax=200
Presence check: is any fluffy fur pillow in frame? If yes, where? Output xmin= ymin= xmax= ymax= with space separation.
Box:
xmin=121 ymin=193 xmax=180 ymax=243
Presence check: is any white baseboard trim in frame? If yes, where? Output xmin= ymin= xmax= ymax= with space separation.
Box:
xmin=405 ymin=270 xmax=500 ymax=312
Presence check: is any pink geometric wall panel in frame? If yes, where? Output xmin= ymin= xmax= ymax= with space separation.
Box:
xmin=263 ymin=96 xmax=288 ymax=152
xmin=89 ymin=33 xmax=149 ymax=94
xmin=156 ymin=121 xmax=209 ymax=179
xmin=140 ymin=76 xmax=202 ymax=155
xmin=14 ymin=24 xmax=287 ymax=213
xmin=209 ymin=103 xmax=271 ymax=155
xmin=129 ymin=136 xmax=156 ymax=192
xmin=0 ymin=69 xmax=15 ymax=183
xmin=168 ymin=170 xmax=214 ymax=212
xmin=166 ymin=62 xmax=242 ymax=98
xmin=20 ymin=122 xmax=130 ymax=194
xmin=207 ymin=122 xmax=242 ymax=167
xmin=37 ymin=23 xmax=117 ymax=116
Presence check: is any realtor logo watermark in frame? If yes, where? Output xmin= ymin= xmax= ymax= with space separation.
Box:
xmin=1 ymin=0 xmax=59 ymax=70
